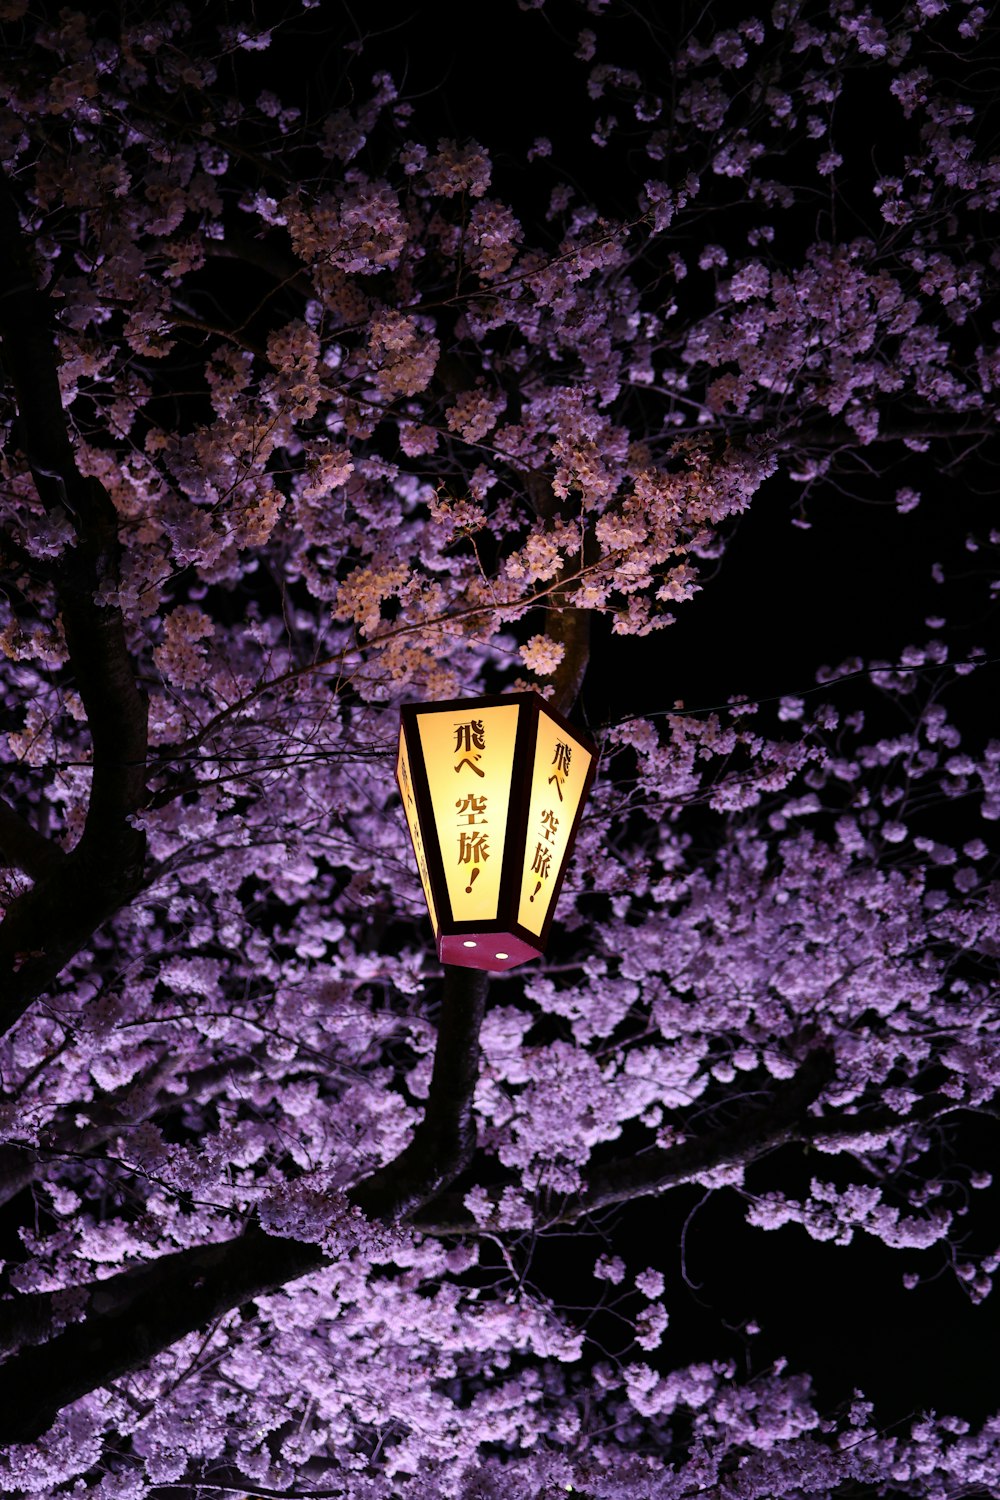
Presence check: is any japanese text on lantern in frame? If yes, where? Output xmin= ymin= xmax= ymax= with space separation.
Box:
xmin=527 ymin=741 xmax=567 ymax=905
xmin=396 ymin=730 xmax=439 ymax=937
xmin=518 ymin=722 xmax=591 ymax=938
xmin=454 ymin=719 xmax=490 ymax=897
xmin=415 ymin=701 xmax=520 ymax=923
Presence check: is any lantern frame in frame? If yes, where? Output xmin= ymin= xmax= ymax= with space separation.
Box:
xmin=396 ymin=691 xmax=597 ymax=972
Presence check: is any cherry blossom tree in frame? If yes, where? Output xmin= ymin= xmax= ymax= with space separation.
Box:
xmin=0 ymin=0 xmax=997 ymax=1493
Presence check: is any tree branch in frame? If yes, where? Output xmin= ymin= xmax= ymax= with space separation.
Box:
xmin=351 ymin=964 xmax=489 ymax=1220
xmin=544 ymin=604 xmax=591 ymax=717
xmin=207 ymin=228 xmax=315 ymax=300
xmin=0 ymin=797 xmax=66 ymax=881
xmin=553 ymin=1046 xmax=835 ymax=1224
xmin=0 ymin=173 xmax=149 ymax=1034
xmin=768 ymin=414 xmax=1000 ymax=452
xmin=521 ymin=468 xmax=591 ymax=717
xmin=414 ymin=1047 xmax=837 ymax=1235
xmin=0 ymin=1053 xmax=263 ymax=1210
xmin=0 ymin=1231 xmax=327 ymax=1438
xmin=0 ymin=965 xmax=489 ymax=1442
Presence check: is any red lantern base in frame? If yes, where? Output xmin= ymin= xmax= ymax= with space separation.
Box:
xmin=438 ymin=932 xmax=542 ymax=973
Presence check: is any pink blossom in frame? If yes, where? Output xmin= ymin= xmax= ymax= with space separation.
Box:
xmin=0 ymin=4 xmax=995 ymax=1491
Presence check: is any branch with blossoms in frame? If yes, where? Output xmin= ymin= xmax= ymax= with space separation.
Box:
xmin=0 ymin=4 xmax=996 ymax=1489
xmin=0 ymin=1050 xmax=264 ymax=1212
xmin=413 ymin=1045 xmax=835 ymax=1234
xmin=0 ymin=796 xmax=67 ymax=882
xmin=0 ymin=175 xmax=149 ymax=1036
xmin=1 ymin=1033 xmax=964 ymax=1440
xmin=0 ymin=962 xmax=488 ymax=1443
xmin=138 ymin=530 xmax=695 ymax=808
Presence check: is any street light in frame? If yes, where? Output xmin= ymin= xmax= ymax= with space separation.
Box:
xmin=396 ymin=692 xmax=597 ymax=971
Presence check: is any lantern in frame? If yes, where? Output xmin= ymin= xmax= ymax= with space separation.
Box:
xmin=395 ymin=692 xmax=597 ymax=972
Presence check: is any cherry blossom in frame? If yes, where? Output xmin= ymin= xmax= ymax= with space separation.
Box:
xmin=0 ymin=0 xmax=996 ymax=1494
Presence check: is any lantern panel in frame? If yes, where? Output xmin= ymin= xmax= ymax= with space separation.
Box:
xmin=517 ymin=708 xmax=594 ymax=937
xmin=396 ymin=730 xmax=439 ymax=938
xmin=415 ymin=701 xmax=520 ymax=925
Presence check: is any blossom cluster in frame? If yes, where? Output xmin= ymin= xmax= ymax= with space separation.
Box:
xmin=0 ymin=0 xmax=996 ymax=1493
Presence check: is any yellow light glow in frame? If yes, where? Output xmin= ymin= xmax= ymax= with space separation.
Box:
xmin=397 ymin=731 xmax=439 ymax=939
xmin=416 ymin=702 xmax=520 ymax=924
xmin=516 ymin=708 xmax=594 ymax=937
xmin=398 ymin=692 xmax=596 ymax=972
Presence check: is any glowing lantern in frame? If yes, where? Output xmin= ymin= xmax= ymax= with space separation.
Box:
xmin=395 ymin=692 xmax=597 ymax=972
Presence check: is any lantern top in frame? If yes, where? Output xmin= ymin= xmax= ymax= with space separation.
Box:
xmin=398 ymin=688 xmax=593 ymax=733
